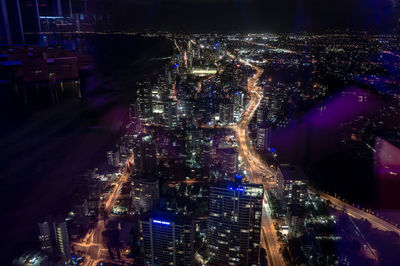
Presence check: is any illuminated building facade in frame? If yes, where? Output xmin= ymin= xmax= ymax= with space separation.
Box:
xmin=256 ymin=123 xmax=271 ymax=150
xmin=106 ymin=150 xmax=120 ymax=167
xmin=37 ymin=217 xmax=71 ymax=263
xmin=139 ymin=214 xmax=195 ymax=266
xmin=53 ymin=220 xmax=70 ymax=262
xmin=233 ymin=91 xmax=244 ymax=121
xmin=168 ymin=100 xmax=178 ymax=128
xmin=219 ymin=101 xmax=234 ymax=125
xmin=135 ymin=81 xmax=152 ymax=124
xmin=276 ymin=164 xmax=308 ymax=209
xmin=38 ymin=220 xmax=53 ymax=253
xmin=256 ymin=106 xmax=264 ymax=125
xmin=134 ymin=134 xmax=157 ymax=175
xmin=286 ymin=204 xmax=306 ymax=238
xmin=131 ymin=175 xmax=159 ymax=214
xmin=185 ymin=128 xmax=203 ymax=165
xmin=217 ymin=148 xmax=238 ymax=179
xmin=207 ymin=183 xmax=263 ymax=265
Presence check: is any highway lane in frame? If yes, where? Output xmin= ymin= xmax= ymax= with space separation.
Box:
xmin=230 ymin=51 xmax=285 ymax=266
xmin=230 ymin=49 xmax=400 ymax=266
xmin=73 ymin=155 xmax=134 ymax=265
xmin=310 ymin=188 xmax=400 ymax=236
xmin=230 ymin=48 xmax=400 ymax=265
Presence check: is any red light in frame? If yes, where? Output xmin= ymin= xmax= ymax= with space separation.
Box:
xmin=236 ymin=64 xmax=240 ymax=68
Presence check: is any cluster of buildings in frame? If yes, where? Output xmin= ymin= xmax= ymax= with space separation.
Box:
xmin=13 ymin=216 xmax=74 ymax=265
xmin=135 ymin=182 xmax=264 ymax=266
xmin=271 ymin=162 xmax=376 ymax=265
xmin=124 ymin=39 xmax=267 ymax=265
xmin=8 ymin=36 xmax=263 ymax=265
xmin=130 ymin=44 xmax=247 ymax=131
xmin=12 ymin=31 xmax=400 ymax=265
xmin=275 ymin=164 xmax=309 ymax=238
xmin=129 ymin=32 xmax=400 ymax=266
xmin=37 ymin=217 xmax=71 ymax=263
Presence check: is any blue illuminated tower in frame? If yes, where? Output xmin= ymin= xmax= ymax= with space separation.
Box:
xmin=207 ymin=183 xmax=263 ymax=265
xmin=139 ymin=213 xmax=195 ymax=265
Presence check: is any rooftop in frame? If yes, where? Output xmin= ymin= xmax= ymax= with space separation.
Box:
xmin=12 ymin=251 xmax=48 ymax=266
xmin=142 ymin=211 xmax=194 ymax=226
xmin=218 ymin=147 xmax=238 ymax=155
xmin=279 ymin=164 xmax=308 ymax=181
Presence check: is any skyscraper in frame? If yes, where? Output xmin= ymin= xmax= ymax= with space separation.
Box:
xmin=139 ymin=213 xmax=195 ymax=266
xmin=185 ymin=127 xmax=203 ymax=168
xmin=135 ymin=81 xmax=152 ymax=123
xmin=217 ymin=147 xmax=238 ymax=179
xmin=256 ymin=123 xmax=272 ymax=151
xmin=185 ymin=128 xmax=203 ymax=156
xmin=233 ymin=91 xmax=244 ymax=121
xmin=37 ymin=216 xmax=71 ymax=263
xmin=276 ymin=164 xmax=308 ymax=210
xmin=53 ymin=219 xmax=71 ymax=262
xmin=286 ymin=203 xmax=306 ymax=238
xmin=38 ymin=220 xmax=53 ymax=253
xmin=106 ymin=150 xmax=120 ymax=167
xmin=219 ymin=100 xmax=234 ymax=125
xmin=168 ymin=100 xmax=178 ymax=129
xmin=256 ymin=106 xmax=264 ymax=125
xmin=134 ymin=134 xmax=158 ymax=175
xmin=207 ymin=183 xmax=263 ymax=265
xmin=131 ymin=174 xmax=159 ymax=214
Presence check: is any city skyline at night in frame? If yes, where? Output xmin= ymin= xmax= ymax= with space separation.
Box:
xmin=1 ymin=0 xmax=400 ymax=265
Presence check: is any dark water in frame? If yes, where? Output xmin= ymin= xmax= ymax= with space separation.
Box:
xmin=0 ymin=35 xmax=172 ymax=262
xmin=272 ymin=87 xmax=398 ymax=210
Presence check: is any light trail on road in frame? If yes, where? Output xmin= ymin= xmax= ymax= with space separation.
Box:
xmin=229 ymin=48 xmax=400 ymax=265
xmin=310 ymin=188 xmax=400 ymax=236
xmin=229 ymin=51 xmax=285 ymax=266
xmin=73 ymin=154 xmax=134 ymax=265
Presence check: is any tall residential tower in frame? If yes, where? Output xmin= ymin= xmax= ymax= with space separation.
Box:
xmin=139 ymin=213 xmax=195 ymax=265
xmin=207 ymin=183 xmax=263 ymax=265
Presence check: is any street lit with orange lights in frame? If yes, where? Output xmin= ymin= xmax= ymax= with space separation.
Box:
xmin=310 ymin=188 xmax=400 ymax=236
xmin=231 ymin=52 xmax=285 ymax=266
xmin=231 ymin=49 xmax=400 ymax=265
xmin=73 ymin=155 xmax=134 ymax=265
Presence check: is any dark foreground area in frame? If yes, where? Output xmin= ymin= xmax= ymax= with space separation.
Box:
xmin=0 ymin=35 xmax=172 ymax=261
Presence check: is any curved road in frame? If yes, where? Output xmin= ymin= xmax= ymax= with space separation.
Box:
xmin=73 ymin=155 xmax=134 ymax=265
xmin=231 ymin=49 xmax=400 ymax=266
xmin=230 ymin=52 xmax=285 ymax=266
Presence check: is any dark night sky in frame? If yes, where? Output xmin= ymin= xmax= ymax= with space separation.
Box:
xmin=92 ymin=0 xmax=400 ymax=32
